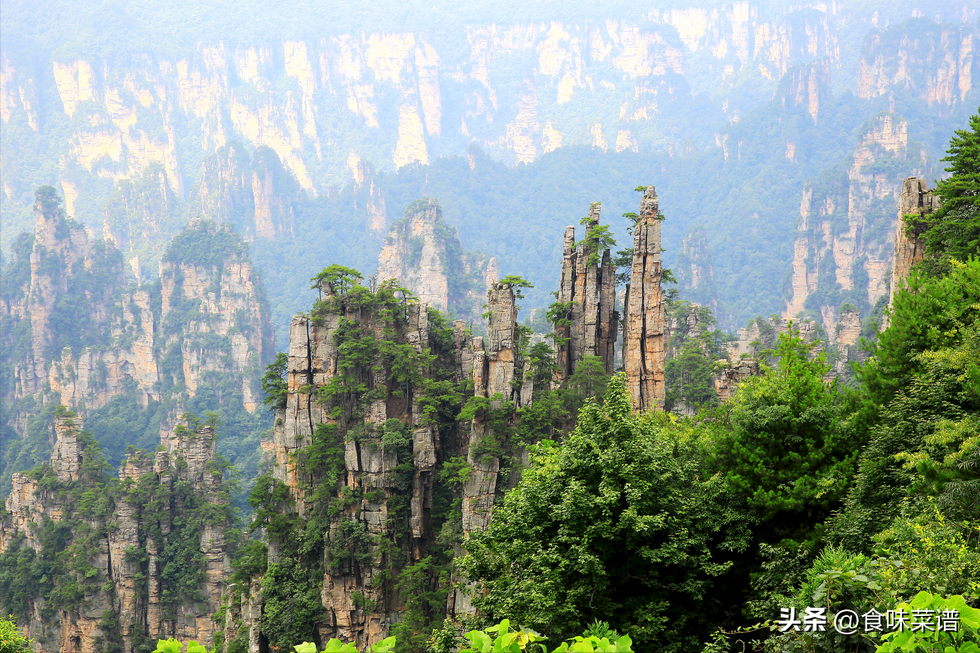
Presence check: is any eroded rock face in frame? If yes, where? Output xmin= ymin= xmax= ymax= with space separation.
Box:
xmin=889 ymin=177 xmax=940 ymax=307
xmin=554 ymin=203 xmax=619 ymax=383
xmin=376 ymin=198 xmax=495 ymax=322
xmin=240 ymin=285 xmax=478 ymax=648
xmin=0 ymin=416 xmax=230 ymax=652
xmin=784 ymin=115 xmax=927 ymax=334
xmin=377 ymin=199 xmax=451 ymax=312
xmin=622 ymin=186 xmax=666 ymax=411
xmin=227 ymin=277 xmax=533 ymax=644
xmin=1 ymin=211 xmax=274 ymax=477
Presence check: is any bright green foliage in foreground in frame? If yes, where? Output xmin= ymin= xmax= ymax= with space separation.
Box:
xmin=153 ymin=639 xmax=212 ymax=653
xmin=457 ymin=620 xmax=633 ymax=653
xmin=876 ymin=593 xmax=980 ymax=653
xmin=464 ymin=255 xmax=980 ymax=652
xmin=150 ymin=638 xmax=396 ymax=653
xmin=0 ymin=615 xmax=32 ymax=653
xmin=293 ymin=636 xmax=395 ymax=653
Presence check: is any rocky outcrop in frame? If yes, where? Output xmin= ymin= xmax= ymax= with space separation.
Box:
xmin=226 ymin=272 xmax=534 ymax=645
xmin=158 ymin=224 xmax=272 ymax=412
xmin=622 ymin=186 xmax=666 ymax=411
xmin=464 ymin=280 xmax=531 ymax=531
xmin=377 ymin=199 xmax=452 ymax=312
xmin=3 ymin=190 xmax=122 ymax=401
xmin=725 ymin=315 xmax=825 ymax=361
xmin=784 ymin=115 xmax=929 ymax=335
xmin=859 ymin=21 xmax=976 ymax=107
xmin=377 ymin=198 xmax=496 ymax=322
xmin=0 ymin=413 xmax=232 ymax=651
xmin=246 ymin=281 xmax=468 ymax=646
xmin=889 ymin=177 xmax=940 ymax=306
xmin=713 ymin=359 xmax=760 ymax=404
xmin=553 ymin=203 xmax=618 ymax=383
xmin=196 ymin=143 xmax=300 ymax=240
xmin=1 ymin=204 xmax=274 ymax=478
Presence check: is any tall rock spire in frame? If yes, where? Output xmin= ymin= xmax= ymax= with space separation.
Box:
xmin=889 ymin=177 xmax=939 ymax=307
xmin=622 ymin=186 xmax=666 ymax=411
xmin=554 ymin=202 xmax=618 ymax=383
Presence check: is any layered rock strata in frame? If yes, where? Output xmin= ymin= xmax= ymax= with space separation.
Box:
xmin=1 ymin=201 xmax=273 ymax=473
xmin=253 ymin=286 xmax=467 ymax=645
xmin=228 ymin=273 xmax=533 ymax=644
xmin=553 ymin=202 xmax=619 ymax=383
xmin=622 ymin=186 xmax=666 ymax=411
xmin=784 ymin=115 xmax=925 ymax=333
xmin=464 ymin=280 xmax=531 ymax=536
xmin=195 ymin=143 xmax=300 ymax=240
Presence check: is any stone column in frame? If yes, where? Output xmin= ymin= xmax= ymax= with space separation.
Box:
xmin=889 ymin=177 xmax=940 ymax=307
xmin=623 ymin=186 xmax=666 ymax=411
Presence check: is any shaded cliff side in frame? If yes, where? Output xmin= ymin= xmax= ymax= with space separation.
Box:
xmin=216 ymin=268 xmax=538 ymax=650
xmin=553 ymin=202 xmax=618 ymax=382
xmin=623 ymin=186 xmax=667 ymax=411
xmin=888 ymin=176 xmax=939 ymax=307
xmin=783 ymin=114 xmax=934 ymax=339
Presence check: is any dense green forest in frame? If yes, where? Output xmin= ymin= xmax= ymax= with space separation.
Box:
xmin=454 ymin=114 xmax=980 ymax=651
xmin=0 ymin=112 xmax=977 ymax=653
xmin=1 ymin=0 xmax=979 ymax=647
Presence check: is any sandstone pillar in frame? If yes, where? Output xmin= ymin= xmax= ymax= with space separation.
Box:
xmin=622 ymin=186 xmax=666 ymax=411
xmin=889 ymin=176 xmax=940 ymax=307
xmin=554 ymin=202 xmax=618 ymax=384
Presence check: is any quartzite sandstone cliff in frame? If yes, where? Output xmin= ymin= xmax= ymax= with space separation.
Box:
xmin=1 ymin=196 xmax=273 ymax=479
xmin=0 ymin=413 xmax=233 ymax=652
xmin=888 ymin=176 xmax=939 ymax=307
xmin=377 ymin=198 xmax=498 ymax=322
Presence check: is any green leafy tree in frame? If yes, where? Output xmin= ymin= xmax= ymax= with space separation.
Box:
xmin=461 ymin=374 xmax=751 ymax=652
xmin=0 ymin=615 xmax=33 ymax=653
xmin=498 ymin=275 xmax=533 ymax=299
xmin=664 ymin=338 xmax=719 ymax=412
xmin=833 ymin=320 xmax=980 ymax=550
xmin=311 ymin=264 xmax=364 ymax=297
xmin=859 ymin=258 xmax=980 ymax=413
xmin=574 ymin=215 xmax=616 ymax=266
xmin=710 ymin=327 xmax=860 ymax=546
xmin=908 ymin=108 xmax=980 ymax=272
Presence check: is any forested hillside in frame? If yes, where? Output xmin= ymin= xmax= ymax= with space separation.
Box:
xmin=0 ymin=1 xmax=979 ymax=651
xmin=0 ymin=109 xmax=976 ymax=651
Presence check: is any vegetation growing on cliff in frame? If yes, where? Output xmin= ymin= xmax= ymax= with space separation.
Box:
xmin=906 ymin=108 xmax=980 ymax=275
xmin=0 ymin=413 xmax=240 ymax=651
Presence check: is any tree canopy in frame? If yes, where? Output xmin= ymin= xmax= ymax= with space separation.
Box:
xmin=461 ymin=374 xmax=751 ymax=652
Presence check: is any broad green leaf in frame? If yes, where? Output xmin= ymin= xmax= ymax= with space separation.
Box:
xmin=371 ymin=636 xmax=397 ymax=653
xmin=911 ymin=591 xmax=933 ymax=609
xmin=294 ymin=643 xmax=318 ymax=653
xmin=154 ymin=639 xmax=183 ymax=653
